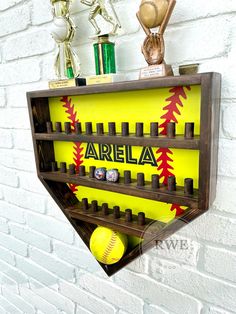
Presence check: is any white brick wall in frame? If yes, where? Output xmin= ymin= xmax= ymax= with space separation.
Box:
xmin=0 ymin=0 xmax=236 ymax=313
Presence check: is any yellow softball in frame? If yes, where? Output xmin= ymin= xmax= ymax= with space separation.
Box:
xmin=90 ymin=226 xmax=128 ymax=265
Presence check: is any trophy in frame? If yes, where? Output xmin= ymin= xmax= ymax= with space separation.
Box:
xmin=137 ymin=0 xmax=176 ymax=79
xmin=79 ymin=0 xmax=123 ymax=85
xmin=49 ymin=0 xmax=80 ymax=89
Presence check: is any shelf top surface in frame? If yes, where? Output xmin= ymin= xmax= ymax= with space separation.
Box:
xmin=27 ymin=72 xmax=220 ymax=99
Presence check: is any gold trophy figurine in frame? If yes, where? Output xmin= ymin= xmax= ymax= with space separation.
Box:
xmin=50 ymin=0 xmax=80 ymax=85
xmin=81 ymin=0 xmax=121 ymax=36
xmin=137 ymin=0 xmax=176 ymax=79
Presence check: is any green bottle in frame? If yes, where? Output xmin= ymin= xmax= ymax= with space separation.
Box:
xmin=93 ymin=35 xmax=116 ymax=75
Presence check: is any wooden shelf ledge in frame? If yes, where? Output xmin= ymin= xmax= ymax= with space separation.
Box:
xmin=40 ymin=171 xmax=199 ymax=207
xmin=66 ymin=204 xmax=165 ymax=238
xmin=35 ymin=133 xmax=200 ymax=150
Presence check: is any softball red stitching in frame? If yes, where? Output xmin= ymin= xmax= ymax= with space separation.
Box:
xmin=157 ymin=86 xmax=191 ymax=216
xmin=61 ymin=96 xmax=84 ymax=193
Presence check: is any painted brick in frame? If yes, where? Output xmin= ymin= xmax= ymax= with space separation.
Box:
xmin=78 ymin=272 xmax=144 ymax=314
xmin=0 ymin=166 xmax=18 ymax=187
xmin=0 ymin=201 xmax=25 ymax=223
xmin=3 ymin=186 xmax=46 ymax=214
xmin=159 ymin=260 xmax=236 ymax=312
xmin=2 ymin=287 xmax=35 ymax=314
xmin=0 ymin=129 xmax=13 ymax=148
xmin=27 ymin=212 xmax=74 ymax=244
xmin=0 ymin=272 xmax=18 ymax=294
xmin=75 ymin=305 xmax=93 ymax=314
xmin=0 ymin=108 xmax=30 ymax=129
xmin=16 ymin=256 xmax=58 ymax=290
xmin=59 ymin=280 xmax=116 ymax=314
xmin=214 ymin=176 xmax=236 ymax=214
xmin=19 ymin=285 xmax=58 ymax=314
xmin=187 ymin=213 xmax=236 ymax=247
xmin=0 ymin=217 xmax=9 ymax=233
xmin=29 ymin=278 xmax=75 ymax=314
xmin=113 ymin=270 xmax=202 ymax=314
xmin=172 ymin=0 xmax=236 ymax=24
xmin=204 ymin=246 xmax=236 ymax=283
xmin=222 ymin=102 xmax=236 ymax=139
xmin=0 ymin=88 xmax=6 ymax=107
xmin=203 ymin=306 xmax=234 ymax=314
xmin=9 ymin=223 xmax=51 ymax=252
xmin=143 ymin=303 xmax=171 ymax=314
xmin=0 ymin=0 xmax=24 ymax=11
xmin=0 ymin=232 xmax=27 ymax=257
xmin=0 ymin=149 xmax=36 ymax=172
xmin=0 ymin=59 xmax=41 ymax=86
xmin=31 ymin=0 xmax=53 ymax=25
xmin=53 ymin=241 xmax=99 ymax=272
xmin=46 ymin=199 xmax=69 ymax=222
xmin=218 ymin=139 xmax=236 ymax=177
xmin=4 ymin=30 xmax=55 ymax=61
xmin=0 ymin=5 xmax=30 ymax=38
xmin=0 ymin=260 xmax=29 ymax=286
xmin=0 ymin=245 xmax=15 ymax=265
xmin=19 ymin=170 xmax=46 ymax=195
xmin=12 ymin=130 xmax=34 ymax=151
xmin=29 ymin=247 xmax=75 ymax=281
xmin=0 ymin=295 xmax=22 ymax=314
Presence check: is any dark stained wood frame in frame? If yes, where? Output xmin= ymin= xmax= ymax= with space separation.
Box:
xmin=27 ymin=73 xmax=221 ymax=276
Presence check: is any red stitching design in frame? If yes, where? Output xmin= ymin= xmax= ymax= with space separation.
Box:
xmin=61 ymin=96 xmax=84 ymax=193
xmin=157 ymin=86 xmax=191 ymax=216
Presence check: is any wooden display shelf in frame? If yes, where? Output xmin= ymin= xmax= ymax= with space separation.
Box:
xmin=34 ymin=133 xmax=200 ymax=150
xmin=40 ymin=171 xmax=198 ymax=207
xmin=27 ymin=73 xmax=221 ymax=276
xmin=66 ymin=203 xmax=164 ymax=238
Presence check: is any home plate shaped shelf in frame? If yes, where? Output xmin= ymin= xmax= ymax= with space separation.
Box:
xmin=27 ymin=73 xmax=221 ymax=276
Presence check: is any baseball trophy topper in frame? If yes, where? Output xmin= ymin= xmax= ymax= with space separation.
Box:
xmin=49 ymin=0 xmax=80 ymax=89
xmin=137 ymin=0 xmax=176 ymax=79
xmin=80 ymin=0 xmax=122 ymax=85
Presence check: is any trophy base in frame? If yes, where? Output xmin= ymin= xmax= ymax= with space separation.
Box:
xmin=139 ymin=64 xmax=173 ymax=80
xmin=48 ymin=79 xmax=76 ymax=89
xmin=76 ymin=74 xmax=125 ymax=86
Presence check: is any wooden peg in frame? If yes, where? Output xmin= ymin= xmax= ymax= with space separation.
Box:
xmin=55 ymin=122 xmax=62 ymax=133
xmin=60 ymin=162 xmax=67 ymax=173
xmin=85 ymin=122 xmax=92 ymax=135
xmin=91 ymin=200 xmax=98 ymax=212
xmin=167 ymin=122 xmax=176 ymax=138
xmin=121 ymin=122 xmax=129 ymax=136
xmin=51 ymin=161 xmax=58 ymax=172
xmin=82 ymin=198 xmax=88 ymax=211
xmin=75 ymin=122 xmax=82 ymax=135
xmin=152 ymin=174 xmax=160 ymax=189
xmin=69 ymin=164 xmax=76 ymax=175
xmin=46 ymin=121 xmax=53 ymax=133
xmin=137 ymin=173 xmax=145 ymax=187
xmin=184 ymin=178 xmax=194 ymax=195
xmin=136 ymin=122 xmax=144 ymax=137
xmin=108 ymin=122 xmax=116 ymax=136
xmin=113 ymin=206 xmax=120 ymax=219
xmin=79 ymin=165 xmax=86 ymax=176
xmin=138 ymin=212 xmax=146 ymax=225
xmin=89 ymin=166 xmax=96 ymax=178
xmin=185 ymin=122 xmax=194 ymax=139
xmin=96 ymin=123 xmax=104 ymax=135
xmin=150 ymin=122 xmax=159 ymax=137
xmin=102 ymin=203 xmax=109 ymax=215
xmin=125 ymin=209 xmax=132 ymax=222
xmin=168 ymin=175 xmax=176 ymax=191
xmin=64 ymin=122 xmax=71 ymax=134
xmin=124 ymin=170 xmax=131 ymax=184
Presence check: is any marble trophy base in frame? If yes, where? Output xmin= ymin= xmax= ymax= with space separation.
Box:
xmin=139 ymin=64 xmax=173 ymax=80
